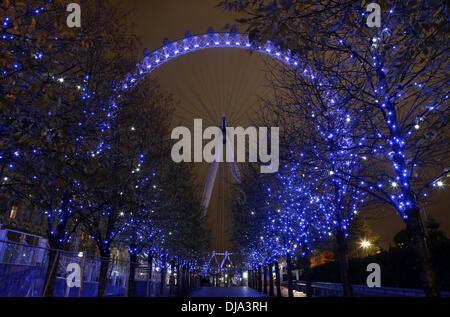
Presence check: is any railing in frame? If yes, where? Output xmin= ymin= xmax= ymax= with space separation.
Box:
xmin=0 ymin=239 xmax=49 ymax=297
xmin=0 ymin=228 xmax=48 ymax=264
xmin=292 ymin=281 xmax=450 ymax=297
xmin=0 ymin=239 xmax=186 ymax=297
xmin=0 ymin=240 xmax=136 ymax=297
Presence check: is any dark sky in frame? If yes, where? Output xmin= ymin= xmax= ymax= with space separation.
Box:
xmin=121 ymin=0 xmax=449 ymax=251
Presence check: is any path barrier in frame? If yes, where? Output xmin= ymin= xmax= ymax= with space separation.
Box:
xmin=0 ymin=239 xmax=167 ymax=297
xmin=292 ymin=281 xmax=450 ymax=297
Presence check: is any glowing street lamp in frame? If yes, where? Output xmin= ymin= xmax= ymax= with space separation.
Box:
xmin=360 ymin=240 xmax=372 ymax=256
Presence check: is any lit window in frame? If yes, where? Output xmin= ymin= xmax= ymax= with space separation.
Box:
xmin=10 ymin=206 xmax=18 ymax=219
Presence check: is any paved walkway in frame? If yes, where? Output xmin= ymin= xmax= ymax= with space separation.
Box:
xmin=190 ymin=286 xmax=306 ymax=297
xmin=277 ymin=286 xmax=306 ymax=297
xmin=190 ymin=287 xmax=265 ymax=297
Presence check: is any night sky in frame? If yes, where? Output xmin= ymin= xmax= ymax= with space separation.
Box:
xmin=120 ymin=0 xmax=449 ymax=251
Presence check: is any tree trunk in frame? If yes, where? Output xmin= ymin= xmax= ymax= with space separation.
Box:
xmin=187 ymin=264 xmax=191 ymax=290
xmin=176 ymin=264 xmax=181 ymax=295
xmin=302 ymin=247 xmax=312 ymax=298
xmin=257 ymin=265 xmax=262 ymax=292
xmin=169 ymin=261 xmax=175 ymax=295
xmin=268 ymin=264 xmax=274 ymax=297
xmin=263 ymin=265 xmax=268 ymax=294
xmin=42 ymin=249 xmax=60 ymax=297
xmin=147 ymin=254 xmax=153 ymax=297
xmin=97 ymin=249 xmax=111 ymax=297
xmin=160 ymin=257 xmax=167 ymax=296
xmin=182 ymin=266 xmax=187 ymax=292
xmin=274 ymin=261 xmax=281 ymax=297
xmin=192 ymin=271 xmax=196 ymax=290
xmin=160 ymin=268 xmax=166 ymax=296
xmin=406 ymin=208 xmax=441 ymax=296
xmin=128 ymin=253 xmax=138 ymax=297
xmin=286 ymin=254 xmax=294 ymax=298
xmin=336 ymin=229 xmax=353 ymax=297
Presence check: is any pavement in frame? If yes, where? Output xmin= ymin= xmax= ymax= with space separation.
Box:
xmin=190 ymin=287 xmax=265 ymax=297
xmin=189 ymin=286 xmax=306 ymax=297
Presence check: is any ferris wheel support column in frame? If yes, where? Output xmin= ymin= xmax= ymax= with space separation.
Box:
xmin=200 ymin=115 xmax=241 ymax=217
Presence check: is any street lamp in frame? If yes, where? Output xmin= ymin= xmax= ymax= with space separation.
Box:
xmin=360 ymin=240 xmax=372 ymax=257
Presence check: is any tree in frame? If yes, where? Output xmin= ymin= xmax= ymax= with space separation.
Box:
xmin=346 ymin=216 xmax=380 ymax=259
xmin=425 ymin=216 xmax=447 ymax=243
xmin=272 ymin=162 xmax=331 ymax=297
xmin=234 ymin=162 xmax=313 ymax=297
xmin=1 ymin=0 xmax=142 ymax=296
xmin=394 ymin=229 xmax=412 ymax=249
xmin=259 ymin=72 xmax=368 ymax=296
xmin=232 ymin=164 xmax=276 ymax=293
xmin=79 ymin=75 xmax=173 ymax=297
xmin=2 ymin=0 xmax=208 ymax=298
xmin=222 ymin=0 xmax=449 ymax=296
xmin=135 ymin=160 xmax=207 ymax=297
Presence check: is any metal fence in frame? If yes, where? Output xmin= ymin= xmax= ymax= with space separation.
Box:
xmin=0 ymin=239 xmax=49 ymax=297
xmin=0 ymin=239 xmax=168 ymax=297
xmin=291 ymin=281 xmax=450 ymax=297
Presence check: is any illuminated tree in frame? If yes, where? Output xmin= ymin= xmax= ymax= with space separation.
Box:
xmin=2 ymin=0 xmax=208 ymax=299
xmin=232 ymin=165 xmax=275 ymax=293
xmin=277 ymin=164 xmax=333 ymax=298
xmin=258 ymin=81 xmax=368 ymax=297
xmin=1 ymin=0 xmax=142 ymax=296
xmin=143 ymin=162 xmax=207 ymax=296
xmin=223 ymin=0 xmax=449 ymax=296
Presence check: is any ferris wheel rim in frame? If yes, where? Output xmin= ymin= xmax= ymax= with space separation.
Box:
xmin=120 ymin=32 xmax=302 ymax=92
